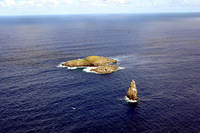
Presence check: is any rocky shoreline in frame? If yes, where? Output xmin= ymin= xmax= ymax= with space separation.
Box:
xmin=62 ymin=56 xmax=119 ymax=74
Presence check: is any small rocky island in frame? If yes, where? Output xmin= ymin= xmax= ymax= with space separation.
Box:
xmin=62 ymin=56 xmax=119 ymax=74
xmin=125 ymin=80 xmax=138 ymax=103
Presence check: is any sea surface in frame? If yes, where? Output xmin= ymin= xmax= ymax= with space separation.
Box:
xmin=0 ymin=13 xmax=200 ymax=133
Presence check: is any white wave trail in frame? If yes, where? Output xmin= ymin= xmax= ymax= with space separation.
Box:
xmin=125 ymin=96 xmax=137 ymax=103
xmin=57 ymin=62 xmax=86 ymax=70
xmin=82 ymin=67 xmax=98 ymax=74
xmin=56 ymin=62 xmax=67 ymax=68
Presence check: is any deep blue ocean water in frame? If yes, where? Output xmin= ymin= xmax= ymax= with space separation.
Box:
xmin=0 ymin=14 xmax=200 ymax=133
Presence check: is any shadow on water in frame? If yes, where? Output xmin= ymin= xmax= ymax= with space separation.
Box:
xmin=127 ymin=102 xmax=138 ymax=107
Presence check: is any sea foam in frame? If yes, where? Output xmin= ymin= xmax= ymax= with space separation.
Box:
xmin=57 ymin=62 xmax=67 ymax=68
xmin=118 ymin=67 xmax=125 ymax=70
xmin=67 ymin=66 xmax=85 ymax=70
xmin=125 ymin=96 xmax=137 ymax=103
xmin=57 ymin=62 xmax=86 ymax=69
xmin=82 ymin=67 xmax=98 ymax=74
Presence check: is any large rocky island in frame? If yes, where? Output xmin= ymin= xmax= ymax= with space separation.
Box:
xmin=62 ymin=56 xmax=119 ymax=74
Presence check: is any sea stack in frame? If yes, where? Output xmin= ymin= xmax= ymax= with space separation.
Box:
xmin=126 ymin=80 xmax=138 ymax=103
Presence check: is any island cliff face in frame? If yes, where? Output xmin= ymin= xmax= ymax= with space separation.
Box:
xmin=62 ymin=56 xmax=118 ymax=74
xmin=126 ymin=80 xmax=138 ymax=102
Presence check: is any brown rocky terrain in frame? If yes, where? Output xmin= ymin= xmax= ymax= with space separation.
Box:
xmin=91 ymin=65 xmax=118 ymax=74
xmin=62 ymin=56 xmax=118 ymax=74
xmin=126 ymin=80 xmax=138 ymax=102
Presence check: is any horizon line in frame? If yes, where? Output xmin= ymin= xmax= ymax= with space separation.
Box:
xmin=0 ymin=11 xmax=200 ymax=17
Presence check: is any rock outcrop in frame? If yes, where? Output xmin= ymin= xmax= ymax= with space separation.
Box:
xmin=91 ymin=65 xmax=118 ymax=74
xmin=85 ymin=56 xmax=117 ymax=66
xmin=62 ymin=56 xmax=119 ymax=74
xmin=62 ymin=59 xmax=90 ymax=67
xmin=62 ymin=56 xmax=117 ymax=67
xmin=126 ymin=80 xmax=138 ymax=102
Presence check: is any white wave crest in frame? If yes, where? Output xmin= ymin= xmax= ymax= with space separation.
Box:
xmin=82 ymin=67 xmax=99 ymax=74
xmin=111 ymin=55 xmax=136 ymax=62
xmin=118 ymin=67 xmax=125 ymax=70
xmin=125 ymin=96 xmax=137 ymax=103
xmin=57 ymin=62 xmax=86 ymax=69
xmin=57 ymin=62 xmax=67 ymax=68
xmin=67 ymin=66 xmax=86 ymax=70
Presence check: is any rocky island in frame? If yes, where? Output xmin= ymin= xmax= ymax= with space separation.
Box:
xmin=91 ymin=65 xmax=118 ymax=74
xmin=62 ymin=56 xmax=119 ymax=74
xmin=125 ymin=80 xmax=138 ymax=103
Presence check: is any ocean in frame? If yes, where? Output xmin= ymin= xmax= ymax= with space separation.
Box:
xmin=0 ymin=13 xmax=200 ymax=133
